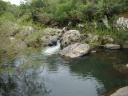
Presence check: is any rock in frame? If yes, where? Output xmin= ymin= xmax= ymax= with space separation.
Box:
xmin=85 ymin=33 xmax=101 ymax=49
xmin=60 ymin=43 xmax=90 ymax=58
xmin=40 ymin=28 xmax=64 ymax=46
xmin=103 ymin=35 xmax=114 ymax=43
xmin=61 ymin=30 xmax=81 ymax=48
xmin=9 ymin=36 xmax=15 ymax=43
xmin=77 ymin=24 xmax=85 ymax=28
xmin=88 ymin=34 xmax=99 ymax=43
xmin=116 ymin=16 xmax=128 ymax=30
xmin=40 ymin=35 xmax=58 ymax=46
xmin=91 ymin=50 xmax=97 ymax=53
xmin=110 ymin=86 xmax=128 ymax=96
xmin=114 ymin=64 xmax=128 ymax=74
xmin=103 ymin=15 xmax=110 ymax=28
xmin=43 ymin=28 xmax=64 ymax=37
xmin=126 ymin=64 xmax=128 ymax=68
xmin=104 ymin=44 xmax=120 ymax=49
xmin=16 ymin=26 xmax=37 ymax=40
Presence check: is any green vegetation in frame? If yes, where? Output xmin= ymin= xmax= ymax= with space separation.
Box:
xmin=0 ymin=0 xmax=128 ymax=65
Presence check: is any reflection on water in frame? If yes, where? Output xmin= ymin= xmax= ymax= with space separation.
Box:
xmin=0 ymin=49 xmax=128 ymax=96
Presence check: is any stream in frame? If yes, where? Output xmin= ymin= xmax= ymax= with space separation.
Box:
xmin=0 ymin=41 xmax=128 ymax=96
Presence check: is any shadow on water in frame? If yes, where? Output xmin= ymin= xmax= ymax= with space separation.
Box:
xmin=0 ymin=48 xmax=128 ymax=96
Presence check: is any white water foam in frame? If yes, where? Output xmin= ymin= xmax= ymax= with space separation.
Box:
xmin=42 ymin=40 xmax=61 ymax=55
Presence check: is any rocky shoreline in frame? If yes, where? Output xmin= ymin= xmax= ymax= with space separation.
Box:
xmin=4 ymin=23 xmax=128 ymax=58
xmin=1 ymin=22 xmax=128 ymax=96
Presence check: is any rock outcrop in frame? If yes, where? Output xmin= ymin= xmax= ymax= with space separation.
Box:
xmin=60 ymin=43 xmax=90 ymax=58
xmin=116 ymin=16 xmax=128 ymax=30
xmin=104 ymin=44 xmax=120 ymax=49
xmin=61 ymin=30 xmax=81 ymax=48
xmin=110 ymin=86 xmax=128 ymax=96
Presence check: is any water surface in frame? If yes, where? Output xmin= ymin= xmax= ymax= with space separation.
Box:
xmin=0 ymin=46 xmax=128 ymax=96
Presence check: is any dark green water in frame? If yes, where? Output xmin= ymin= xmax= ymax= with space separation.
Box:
xmin=0 ymin=49 xmax=128 ymax=96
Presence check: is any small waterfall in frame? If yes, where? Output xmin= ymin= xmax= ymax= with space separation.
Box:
xmin=42 ymin=40 xmax=61 ymax=55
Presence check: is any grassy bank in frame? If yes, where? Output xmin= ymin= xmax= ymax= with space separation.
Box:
xmin=0 ymin=0 xmax=128 ymax=66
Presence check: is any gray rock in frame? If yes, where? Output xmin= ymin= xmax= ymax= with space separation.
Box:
xmin=104 ymin=44 xmax=120 ymax=49
xmin=60 ymin=43 xmax=90 ymax=58
xmin=126 ymin=64 xmax=128 ymax=68
xmin=16 ymin=26 xmax=37 ymax=40
xmin=84 ymin=33 xmax=101 ymax=49
xmin=116 ymin=17 xmax=128 ymax=30
xmin=103 ymin=35 xmax=114 ymax=42
xmin=61 ymin=30 xmax=81 ymax=48
xmin=103 ymin=15 xmax=110 ymax=28
xmin=110 ymin=86 xmax=128 ymax=96
xmin=77 ymin=24 xmax=85 ymax=28
xmin=43 ymin=28 xmax=63 ymax=37
xmin=40 ymin=35 xmax=58 ymax=46
xmin=40 ymin=28 xmax=64 ymax=46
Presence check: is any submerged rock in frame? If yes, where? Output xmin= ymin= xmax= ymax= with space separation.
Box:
xmin=110 ymin=86 xmax=128 ymax=96
xmin=60 ymin=43 xmax=90 ymax=58
xmin=104 ymin=44 xmax=120 ymax=49
xmin=61 ymin=30 xmax=81 ymax=48
xmin=114 ymin=64 xmax=128 ymax=74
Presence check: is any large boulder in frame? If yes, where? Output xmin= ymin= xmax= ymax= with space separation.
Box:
xmin=60 ymin=43 xmax=90 ymax=58
xmin=61 ymin=30 xmax=81 ymax=48
xmin=104 ymin=44 xmax=120 ymax=49
xmin=110 ymin=86 xmax=128 ymax=96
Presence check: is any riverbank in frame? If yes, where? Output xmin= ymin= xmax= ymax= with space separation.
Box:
xmin=0 ymin=15 xmax=128 ymax=64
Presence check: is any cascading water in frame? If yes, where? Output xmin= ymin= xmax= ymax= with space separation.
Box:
xmin=42 ymin=40 xmax=61 ymax=55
